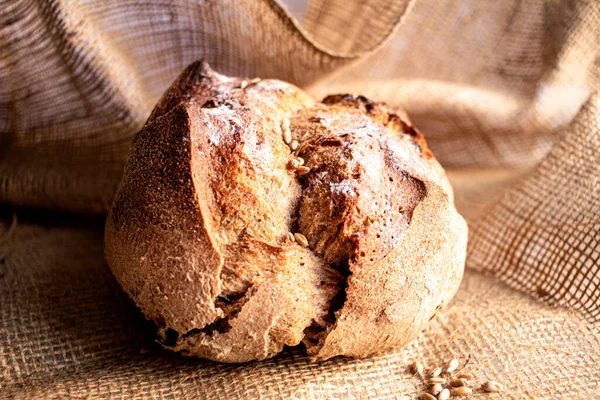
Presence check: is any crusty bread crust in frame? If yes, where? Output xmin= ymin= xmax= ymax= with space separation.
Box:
xmin=105 ymin=61 xmax=467 ymax=362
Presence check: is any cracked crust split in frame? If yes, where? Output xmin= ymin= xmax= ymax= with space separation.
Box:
xmin=104 ymin=61 xmax=468 ymax=363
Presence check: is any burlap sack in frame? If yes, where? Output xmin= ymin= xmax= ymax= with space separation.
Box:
xmin=1 ymin=0 xmax=599 ymax=398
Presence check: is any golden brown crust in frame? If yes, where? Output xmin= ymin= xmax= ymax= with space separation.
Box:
xmin=104 ymin=61 xmax=468 ymax=363
xmin=105 ymin=105 xmax=223 ymax=334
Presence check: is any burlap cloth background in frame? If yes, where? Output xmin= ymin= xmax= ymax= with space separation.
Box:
xmin=1 ymin=0 xmax=599 ymax=398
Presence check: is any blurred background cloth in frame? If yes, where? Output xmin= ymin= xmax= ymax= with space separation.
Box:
xmin=1 ymin=0 xmax=599 ymax=398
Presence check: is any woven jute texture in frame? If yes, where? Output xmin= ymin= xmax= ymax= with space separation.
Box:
xmin=1 ymin=201 xmax=599 ymax=399
xmin=1 ymin=0 xmax=600 ymax=398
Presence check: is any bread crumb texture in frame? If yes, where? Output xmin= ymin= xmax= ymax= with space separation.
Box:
xmin=104 ymin=61 xmax=468 ymax=363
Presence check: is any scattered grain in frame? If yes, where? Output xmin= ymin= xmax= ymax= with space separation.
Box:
xmin=296 ymin=166 xmax=311 ymax=176
xmin=449 ymin=378 xmax=468 ymax=387
xmin=240 ymin=80 xmax=248 ymax=89
xmin=283 ymin=127 xmax=292 ymax=144
xmin=289 ymin=140 xmax=299 ymax=151
xmin=446 ymin=359 xmax=459 ymax=373
xmin=287 ymin=232 xmax=295 ymax=242
xmin=409 ymin=361 xmax=424 ymax=375
xmin=457 ymin=373 xmax=473 ymax=380
xmin=428 ymin=378 xmax=446 ymax=385
xmin=430 ymin=383 xmax=442 ymax=396
xmin=430 ymin=367 xmax=443 ymax=378
xmin=450 ymin=387 xmax=472 ymax=396
xmin=296 ymin=157 xmax=304 ymax=165
xmin=290 ymin=159 xmax=301 ymax=168
xmin=482 ymin=381 xmax=503 ymax=393
xmin=437 ymin=388 xmax=450 ymax=400
xmin=294 ymin=232 xmax=308 ymax=247
xmin=422 ymin=394 xmax=436 ymax=400
xmin=282 ymin=118 xmax=291 ymax=129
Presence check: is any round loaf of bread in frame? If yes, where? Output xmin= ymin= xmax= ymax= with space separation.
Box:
xmin=104 ymin=61 xmax=468 ymax=362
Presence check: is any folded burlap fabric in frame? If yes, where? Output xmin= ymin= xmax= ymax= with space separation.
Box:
xmin=1 ymin=0 xmax=598 ymax=398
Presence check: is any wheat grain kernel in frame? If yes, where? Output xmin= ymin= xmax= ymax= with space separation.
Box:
xmin=422 ymin=394 xmax=436 ymax=400
xmin=446 ymin=359 xmax=459 ymax=373
xmin=431 ymin=383 xmax=442 ymax=396
xmin=289 ymin=140 xmax=299 ymax=151
xmin=449 ymin=378 xmax=468 ymax=387
xmin=294 ymin=232 xmax=308 ymax=247
xmin=482 ymin=381 xmax=503 ymax=393
xmin=283 ymin=127 xmax=292 ymax=144
xmin=450 ymin=387 xmax=472 ymax=396
xmin=409 ymin=361 xmax=424 ymax=375
xmin=428 ymin=377 xmax=446 ymax=384
xmin=296 ymin=166 xmax=310 ymax=176
xmin=437 ymin=388 xmax=450 ymax=400
xmin=457 ymin=373 xmax=473 ymax=380
xmin=287 ymin=232 xmax=295 ymax=242
xmin=430 ymin=367 xmax=443 ymax=377
xmin=240 ymin=80 xmax=248 ymax=89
